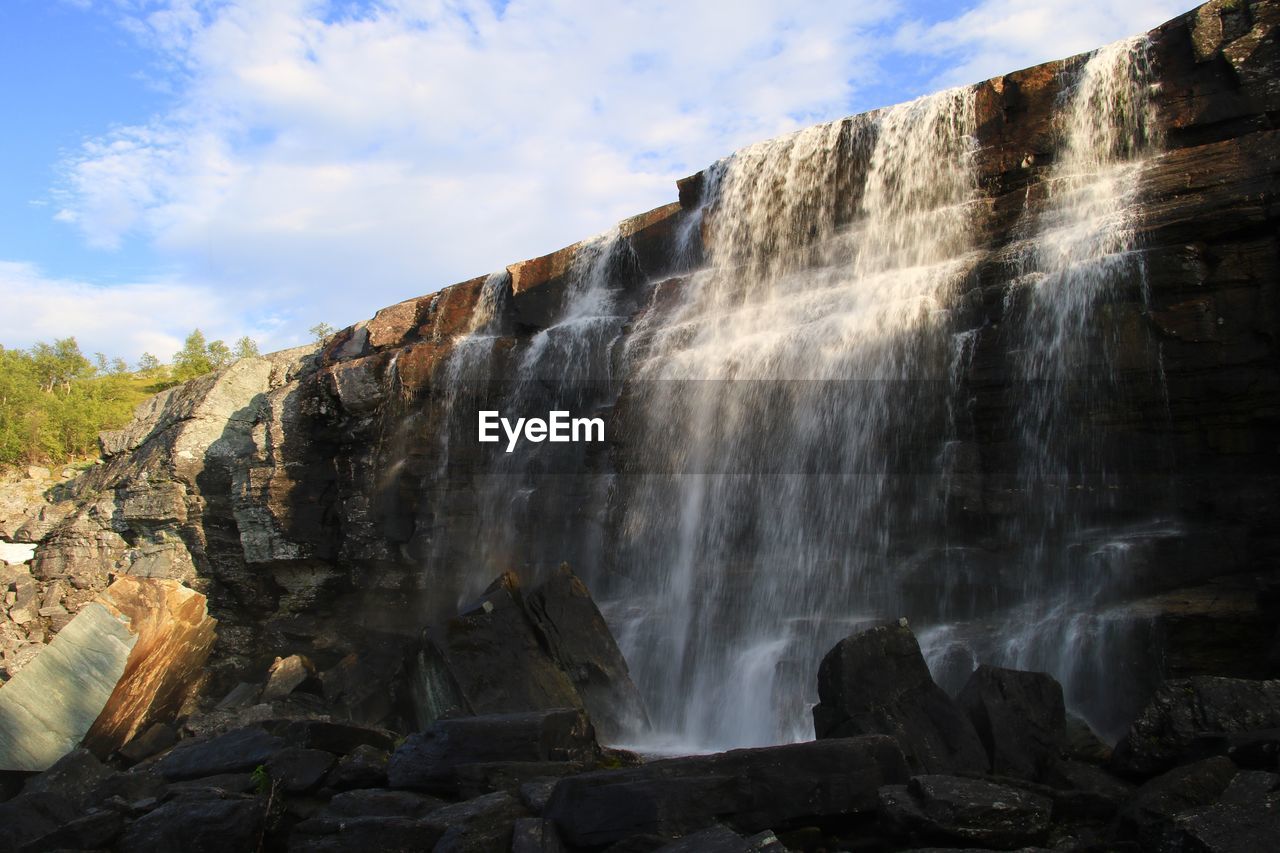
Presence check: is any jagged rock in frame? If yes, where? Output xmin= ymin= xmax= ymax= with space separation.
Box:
xmin=388 ymin=708 xmax=599 ymax=795
xmin=813 ymin=624 xmax=988 ymax=774
xmin=1063 ymin=713 xmax=1112 ymax=764
xmin=319 ymin=632 xmax=415 ymax=728
xmin=545 ymin=736 xmax=909 ymax=848
xmin=877 ymin=775 xmax=1053 ymax=850
xmin=1112 ymin=677 xmax=1280 ymax=776
xmin=117 ymin=796 xmax=266 ymax=853
xmin=20 ymin=747 xmax=116 ymax=811
xmin=957 ymin=665 xmax=1066 ymax=781
xmin=262 ymin=654 xmax=320 ymax=701
xmin=1164 ymin=802 xmax=1280 ymax=853
xmin=525 ymin=564 xmax=650 ymax=741
xmin=1111 ymin=755 xmax=1238 ymax=847
xmin=152 ymin=726 xmax=286 ymax=781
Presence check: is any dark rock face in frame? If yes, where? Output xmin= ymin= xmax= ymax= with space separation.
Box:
xmin=412 ymin=568 xmax=648 ymax=741
xmin=1112 ymin=677 xmax=1280 ymax=776
xmin=544 ymin=736 xmax=909 ymax=848
xmin=958 ymin=665 xmax=1066 ymax=781
xmin=117 ymin=797 xmax=267 ymax=853
xmin=813 ymin=624 xmax=988 ymax=774
xmin=152 ymin=725 xmax=286 ymax=781
xmin=878 ymin=775 xmax=1053 ymax=850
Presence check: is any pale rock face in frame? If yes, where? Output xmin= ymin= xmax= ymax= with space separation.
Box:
xmin=0 ymin=576 xmax=215 ymax=771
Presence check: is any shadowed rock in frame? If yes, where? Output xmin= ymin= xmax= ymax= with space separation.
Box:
xmin=813 ymin=624 xmax=988 ymax=774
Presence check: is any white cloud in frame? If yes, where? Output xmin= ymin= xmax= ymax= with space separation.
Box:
xmin=53 ymin=0 xmax=897 ymax=334
xmin=895 ymin=0 xmax=1194 ymax=88
xmin=44 ymin=0 xmax=1197 ymax=344
xmin=0 ymin=261 xmax=273 ymax=363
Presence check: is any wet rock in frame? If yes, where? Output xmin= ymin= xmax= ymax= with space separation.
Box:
xmin=524 ymin=564 xmax=650 ymax=741
xmin=1112 ymin=677 xmax=1280 ymax=776
xmin=1112 ymin=755 xmax=1238 ymax=847
xmin=117 ymin=795 xmax=266 ymax=853
xmin=877 ymin=775 xmax=1052 ymax=850
xmin=958 ymin=665 xmax=1066 ymax=781
xmin=545 ymin=735 xmax=909 ymax=848
xmin=1062 ymin=713 xmax=1112 ymax=764
xmin=152 ymin=726 xmax=286 ymax=781
xmin=813 ymin=624 xmax=988 ymax=774
xmin=389 ymin=708 xmax=599 ymax=795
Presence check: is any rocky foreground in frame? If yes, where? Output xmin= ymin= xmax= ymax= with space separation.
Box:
xmin=1 ymin=600 xmax=1277 ymax=852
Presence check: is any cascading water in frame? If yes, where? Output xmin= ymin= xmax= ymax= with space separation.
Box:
xmin=421 ymin=34 xmax=1173 ymax=750
xmin=604 ymin=87 xmax=985 ymax=750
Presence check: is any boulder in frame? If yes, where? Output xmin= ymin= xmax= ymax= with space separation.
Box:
xmin=289 ymin=816 xmax=443 ymax=853
xmin=16 ymin=807 xmax=123 ymax=852
xmin=813 ymin=624 xmax=988 ymax=774
xmin=261 ymin=654 xmax=320 ymax=701
xmin=0 ymin=576 xmax=212 ymax=771
xmin=957 ymin=665 xmax=1066 ymax=781
xmin=1112 ymin=677 xmax=1280 ymax=776
xmin=324 ymin=743 xmax=389 ymax=791
xmin=265 ymin=747 xmax=336 ymax=793
xmin=424 ymin=790 xmax=528 ymax=853
xmin=322 ymin=788 xmax=448 ymax=818
xmin=511 ymin=816 xmax=568 ymax=853
xmin=416 ymin=569 xmax=649 ymax=738
xmin=388 ymin=708 xmax=599 ymax=795
xmin=877 ymin=775 xmax=1053 ymax=850
xmin=653 ymin=825 xmax=786 ymax=852
xmin=524 ymin=564 xmax=650 ymax=740
xmin=117 ymin=796 xmax=266 ymax=853
xmin=152 ymin=725 xmax=286 ymax=781
xmin=1164 ymin=802 xmax=1280 ymax=853
xmin=545 ymin=735 xmax=909 ymax=848
xmin=1111 ymin=755 xmax=1238 ymax=847
xmin=20 ymin=747 xmax=115 ymax=810
xmin=117 ymin=721 xmax=179 ymax=764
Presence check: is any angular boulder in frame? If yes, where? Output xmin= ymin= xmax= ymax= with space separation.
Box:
xmin=1112 ymin=677 xmax=1280 ymax=776
xmin=813 ymin=624 xmax=988 ymax=774
xmin=957 ymin=664 xmax=1066 ymax=781
xmin=414 ymin=568 xmax=648 ymax=741
xmin=545 ymin=735 xmax=909 ymax=848
xmin=0 ymin=576 xmax=216 ymax=770
xmin=1112 ymin=755 xmax=1239 ymax=847
xmin=877 ymin=775 xmax=1053 ymax=850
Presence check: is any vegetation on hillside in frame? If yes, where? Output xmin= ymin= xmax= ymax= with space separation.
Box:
xmin=0 ymin=330 xmax=261 ymax=467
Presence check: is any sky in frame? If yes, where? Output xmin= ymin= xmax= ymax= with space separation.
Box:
xmin=0 ymin=0 xmax=1193 ymax=364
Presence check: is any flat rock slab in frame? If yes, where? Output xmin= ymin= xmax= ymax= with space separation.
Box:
xmin=545 ymin=735 xmax=908 ymax=848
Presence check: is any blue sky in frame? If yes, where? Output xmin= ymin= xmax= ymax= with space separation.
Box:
xmin=0 ymin=0 xmax=1192 ymax=363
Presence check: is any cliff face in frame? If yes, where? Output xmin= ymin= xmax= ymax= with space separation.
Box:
xmin=18 ymin=0 xmax=1280 ymax=744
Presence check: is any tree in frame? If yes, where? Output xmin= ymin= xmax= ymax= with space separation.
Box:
xmin=234 ymin=336 xmax=260 ymax=360
xmin=29 ymin=338 xmax=92 ymax=393
xmin=136 ymin=352 xmax=161 ymax=374
xmin=172 ymin=329 xmax=213 ymax=382
xmin=207 ymin=339 xmax=232 ymax=368
xmin=310 ymin=322 xmax=336 ymax=342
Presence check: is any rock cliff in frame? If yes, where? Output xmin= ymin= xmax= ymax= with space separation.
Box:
xmin=5 ymin=0 xmax=1279 ymax=755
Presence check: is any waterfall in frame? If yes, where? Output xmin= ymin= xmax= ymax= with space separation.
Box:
xmin=419 ymin=35 xmax=1170 ymax=751
xmin=606 ymin=87 xmax=984 ymax=750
